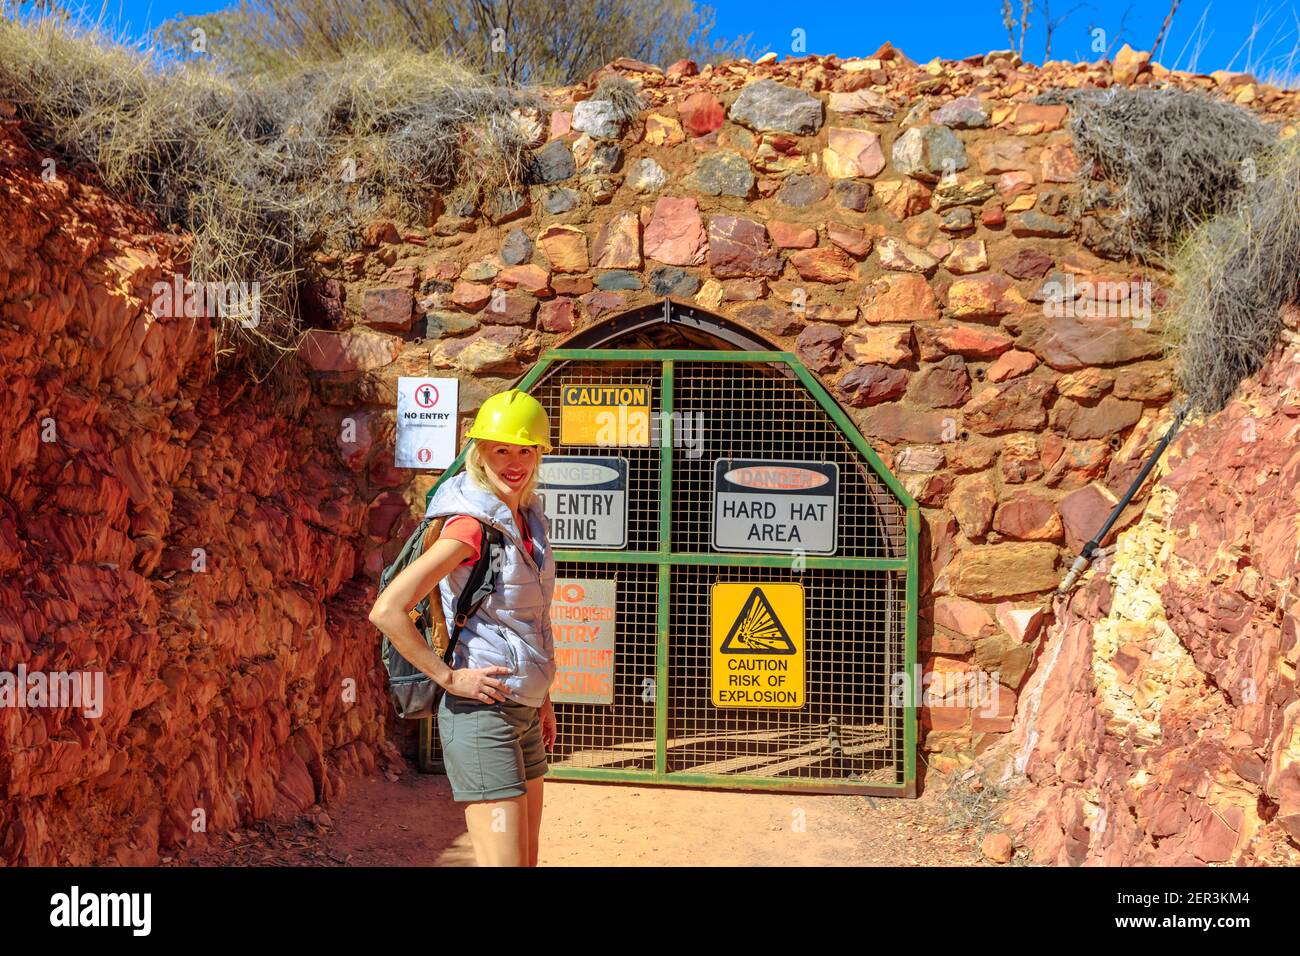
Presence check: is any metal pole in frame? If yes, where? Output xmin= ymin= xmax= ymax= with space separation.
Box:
xmin=1058 ymin=400 xmax=1190 ymax=593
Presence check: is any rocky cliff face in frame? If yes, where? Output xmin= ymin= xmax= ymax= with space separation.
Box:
xmin=989 ymin=310 xmax=1300 ymax=865
xmin=0 ymin=118 xmax=393 ymax=865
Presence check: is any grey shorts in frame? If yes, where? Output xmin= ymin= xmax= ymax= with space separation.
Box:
xmin=437 ymin=691 xmax=548 ymax=802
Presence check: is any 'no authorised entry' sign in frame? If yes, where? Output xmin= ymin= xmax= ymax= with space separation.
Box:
xmin=549 ymin=578 xmax=616 ymax=704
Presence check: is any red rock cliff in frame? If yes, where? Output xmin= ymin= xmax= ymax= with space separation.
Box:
xmin=0 ymin=118 xmax=392 ymax=865
xmin=989 ymin=310 xmax=1300 ymax=865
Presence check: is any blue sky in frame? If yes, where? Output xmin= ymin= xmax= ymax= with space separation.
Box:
xmin=26 ymin=0 xmax=1300 ymax=78
xmin=713 ymin=0 xmax=1300 ymax=76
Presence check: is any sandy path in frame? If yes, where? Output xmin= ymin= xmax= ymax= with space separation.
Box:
xmin=177 ymin=767 xmax=993 ymax=867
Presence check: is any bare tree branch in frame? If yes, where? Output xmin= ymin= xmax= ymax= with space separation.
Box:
xmin=1043 ymin=0 xmax=1087 ymax=60
xmin=1152 ymin=0 xmax=1182 ymax=57
xmin=1001 ymin=0 xmax=1017 ymax=50
xmin=1108 ymin=0 xmax=1137 ymax=58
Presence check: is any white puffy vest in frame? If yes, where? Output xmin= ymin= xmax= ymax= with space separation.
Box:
xmin=424 ymin=471 xmax=557 ymax=707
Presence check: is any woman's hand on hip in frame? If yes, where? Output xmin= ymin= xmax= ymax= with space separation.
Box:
xmin=444 ymin=666 xmax=512 ymax=703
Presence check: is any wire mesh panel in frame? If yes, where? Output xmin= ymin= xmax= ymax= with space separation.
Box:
xmin=529 ymin=362 xmax=662 ymax=551
xmin=546 ymin=562 xmax=659 ymax=772
xmin=672 ymin=361 xmax=907 ymax=558
xmin=528 ymin=360 xmax=662 ymax=776
xmin=668 ymin=565 xmax=905 ymax=785
xmin=427 ymin=561 xmax=660 ymax=774
xmin=662 ymin=360 xmax=909 ymax=788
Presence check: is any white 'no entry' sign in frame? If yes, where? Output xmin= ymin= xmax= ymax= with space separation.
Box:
xmin=395 ymin=377 xmax=458 ymax=469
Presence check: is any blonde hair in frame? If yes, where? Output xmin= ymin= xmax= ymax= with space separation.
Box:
xmin=465 ymin=440 xmax=541 ymax=504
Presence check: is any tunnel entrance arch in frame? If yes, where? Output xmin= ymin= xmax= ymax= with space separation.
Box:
xmin=424 ymin=300 xmax=919 ymax=796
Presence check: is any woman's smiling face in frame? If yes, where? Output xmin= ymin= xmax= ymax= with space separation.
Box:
xmin=478 ymin=440 xmax=538 ymax=497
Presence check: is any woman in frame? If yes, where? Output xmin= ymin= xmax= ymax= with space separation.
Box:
xmin=369 ymin=388 xmax=557 ymax=867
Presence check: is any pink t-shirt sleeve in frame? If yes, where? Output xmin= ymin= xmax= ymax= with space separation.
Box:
xmin=438 ymin=515 xmax=482 ymax=566
xmin=437 ymin=514 xmax=535 ymax=564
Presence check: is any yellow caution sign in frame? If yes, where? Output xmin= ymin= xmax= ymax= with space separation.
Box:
xmin=559 ymin=384 xmax=650 ymax=447
xmin=711 ymin=583 xmax=804 ymax=708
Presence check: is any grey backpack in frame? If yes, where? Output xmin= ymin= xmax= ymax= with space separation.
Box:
xmin=378 ymin=514 xmax=504 ymax=719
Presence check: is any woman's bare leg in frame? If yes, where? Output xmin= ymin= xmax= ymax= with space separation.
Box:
xmin=463 ymin=796 xmax=529 ymax=866
xmin=524 ymin=777 xmax=545 ymax=867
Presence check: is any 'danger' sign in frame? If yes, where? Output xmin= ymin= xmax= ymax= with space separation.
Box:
xmin=536 ymin=456 xmax=628 ymax=549
xmin=712 ymin=459 xmax=838 ymax=554
xmin=549 ymin=579 xmax=616 ymax=704
xmin=395 ymin=377 xmax=458 ymax=468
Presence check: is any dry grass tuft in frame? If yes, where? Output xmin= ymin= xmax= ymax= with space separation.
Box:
xmin=1037 ymin=86 xmax=1278 ymax=261
xmin=589 ymin=75 xmax=646 ymax=122
xmin=1167 ymin=136 xmax=1300 ymax=412
xmin=0 ymin=13 xmax=540 ymax=376
xmin=1039 ymin=86 xmax=1294 ymax=412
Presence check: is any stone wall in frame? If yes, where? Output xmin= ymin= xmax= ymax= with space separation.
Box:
xmin=303 ymin=47 xmax=1298 ymax=775
xmin=0 ymin=116 xmax=394 ymax=865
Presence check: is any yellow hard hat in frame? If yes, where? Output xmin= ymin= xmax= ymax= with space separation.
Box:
xmin=465 ymin=389 xmax=553 ymax=452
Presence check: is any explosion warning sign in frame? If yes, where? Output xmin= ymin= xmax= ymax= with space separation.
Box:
xmin=711 ymin=583 xmax=804 ymax=708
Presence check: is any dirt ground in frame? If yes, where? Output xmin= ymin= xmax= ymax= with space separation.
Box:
xmin=176 ymin=765 xmax=1000 ymax=867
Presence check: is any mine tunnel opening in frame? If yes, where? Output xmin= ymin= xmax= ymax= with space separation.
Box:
xmin=425 ymin=300 xmax=917 ymax=795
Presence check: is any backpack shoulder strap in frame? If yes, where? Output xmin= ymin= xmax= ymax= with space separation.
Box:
xmin=445 ymin=519 xmax=504 ymax=662
xmin=420 ymin=515 xmax=448 ymax=552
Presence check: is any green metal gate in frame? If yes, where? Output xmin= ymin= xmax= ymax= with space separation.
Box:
xmin=420 ymin=311 xmax=918 ymax=797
